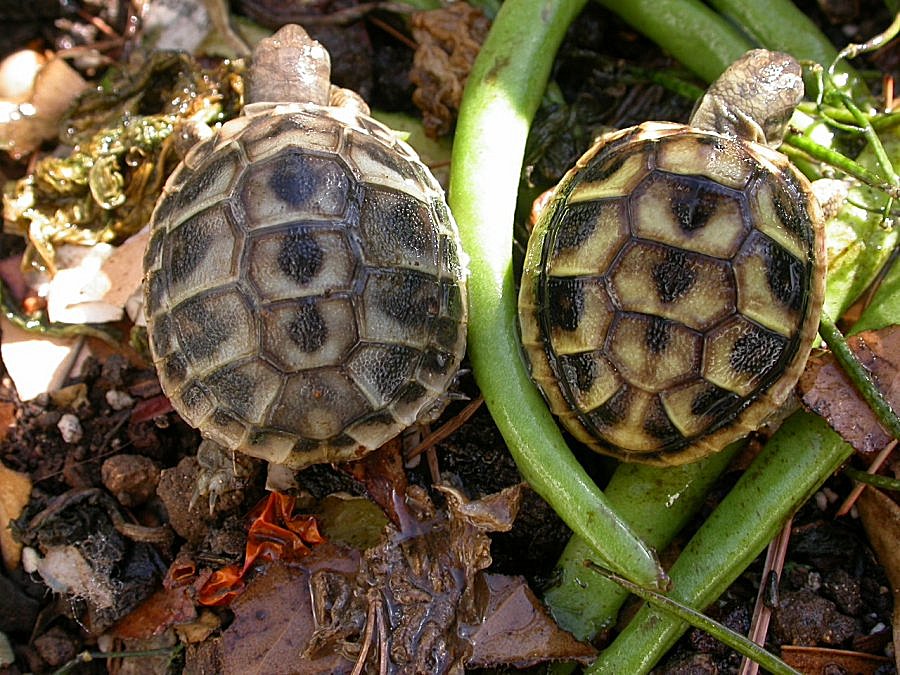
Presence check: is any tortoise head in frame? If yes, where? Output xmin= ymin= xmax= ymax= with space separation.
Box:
xmin=246 ymin=24 xmax=332 ymax=107
xmin=689 ymin=49 xmax=803 ymax=149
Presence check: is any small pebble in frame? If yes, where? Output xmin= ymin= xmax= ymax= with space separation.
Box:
xmin=33 ymin=626 xmax=78 ymax=667
xmin=807 ymin=570 xmax=822 ymax=592
xmin=57 ymin=413 xmax=83 ymax=443
xmin=105 ymin=389 xmax=134 ymax=411
xmin=101 ymin=454 xmax=160 ymax=508
xmin=814 ymin=490 xmax=829 ymax=511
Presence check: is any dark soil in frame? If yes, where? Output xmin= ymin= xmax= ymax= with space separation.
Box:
xmin=0 ymin=1 xmax=897 ymax=674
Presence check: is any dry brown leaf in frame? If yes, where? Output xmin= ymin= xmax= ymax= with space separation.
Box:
xmin=208 ymin=486 xmax=593 ymax=673
xmin=220 ymin=546 xmax=359 ymax=675
xmin=856 ymin=487 xmax=900 ymax=673
xmin=0 ymin=401 xmax=15 ymax=444
xmin=799 ymin=326 xmax=899 ymax=454
xmin=0 ymin=460 xmax=31 ymax=571
xmin=780 ymin=645 xmax=892 ymax=674
xmin=109 ymin=586 xmax=197 ymax=640
xmin=410 ymin=3 xmax=491 ymax=137
xmin=467 ymin=573 xmax=597 ymax=668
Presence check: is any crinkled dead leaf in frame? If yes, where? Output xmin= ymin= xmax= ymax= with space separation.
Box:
xmin=305 ymin=484 xmax=520 ymax=672
xmin=0 ymin=461 xmax=31 ymax=571
xmin=2 ymin=51 xmax=242 ymax=274
xmin=410 ymin=3 xmax=490 ymax=137
xmin=198 ymin=493 xmax=326 ymax=606
xmin=856 ymin=486 xmax=900 ymax=672
xmin=341 ymin=440 xmax=409 ymax=527
xmin=799 ymin=326 xmax=899 ymax=454
xmin=205 ymin=485 xmax=593 ymax=672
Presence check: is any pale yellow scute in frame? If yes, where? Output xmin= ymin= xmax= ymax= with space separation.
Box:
xmin=607 ymin=316 xmax=701 ymax=393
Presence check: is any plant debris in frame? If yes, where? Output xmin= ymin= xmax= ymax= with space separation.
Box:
xmin=409 ymin=3 xmax=490 ymax=137
xmin=14 ymin=487 xmax=167 ymax=633
xmin=193 ymin=482 xmax=595 ymax=673
xmin=2 ymin=52 xmax=242 ymax=275
xmin=799 ymin=326 xmax=899 ymax=455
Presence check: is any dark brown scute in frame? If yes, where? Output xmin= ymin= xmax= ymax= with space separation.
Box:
xmin=651 ymin=250 xmax=697 ymax=304
xmin=287 ymin=303 xmax=328 ymax=352
xmin=277 ymin=229 xmax=325 ymax=286
xmin=729 ymin=326 xmax=787 ymax=376
xmin=545 ymin=277 xmax=585 ymax=331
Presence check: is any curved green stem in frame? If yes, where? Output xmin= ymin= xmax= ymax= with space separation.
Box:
xmin=587 ymin=412 xmax=853 ymax=674
xmin=783 ymin=132 xmax=897 ymax=194
xmin=596 ymin=0 xmax=752 ymax=82
xmin=544 ymin=446 xmax=737 ymax=643
xmin=449 ymin=0 xmax=667 ymax=590
xmin=706 ymin=0 xmax=861 ymax=93
xmin=586 ymin=563 xmax=802 ymax=675
xmin=844 ymin=466 xmax=900 ymax=491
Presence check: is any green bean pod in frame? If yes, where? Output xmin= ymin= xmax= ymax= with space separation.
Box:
xmin=449 ymin=0 xmax=667 ymax=590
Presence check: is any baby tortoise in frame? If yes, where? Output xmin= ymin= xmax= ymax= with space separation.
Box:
xmin=519 ymin=50 xmax=826 ymax=465
xmin=143 ymin=25 xmax=468 ymax=476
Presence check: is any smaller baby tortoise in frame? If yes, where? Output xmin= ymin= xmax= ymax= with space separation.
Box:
xmin=143 ymin=25 xmax=468 ymax=471
xmin=519 ymin=50 xmax=826 ymax=465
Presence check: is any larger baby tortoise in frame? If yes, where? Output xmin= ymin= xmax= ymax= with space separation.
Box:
xmin=143 ymin=25 xmax=468 ymax=470
xmin=519 ymin=50 xmax=826 ymax=465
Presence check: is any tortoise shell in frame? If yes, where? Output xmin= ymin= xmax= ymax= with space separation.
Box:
xmin=143 ymin=104 xmax=468 ymax=469
xmin=518 ymin=121 xmax=825 ymax=465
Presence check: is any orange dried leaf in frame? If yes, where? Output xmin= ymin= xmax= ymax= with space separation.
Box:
xmin=198 ymin=493 xmax=325 ymax=606
xmin=198 ymin=566 xmax=245 ymax=607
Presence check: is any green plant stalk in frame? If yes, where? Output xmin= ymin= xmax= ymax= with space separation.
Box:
xmin=796 ymin=103 xmax=900 ymax=131
xmin=585 ymin=563 xmax=802 ymax=675
xmin=596 ymin=0 xmax=753 ymax=82
xmin=706 ymin=0 xmax=860 ymax=92
xmin=544 ymin=445 xmax=738 ymax=642
xmin=844 ymin=466 xmax=900 ymax=491
xmin=818 ymin=312 xmax=900 ymax=439
xmin=783 ymin=133 xmax=894 ymax=193
xmin=449 ymin=0 xmax=667 ymax=590
xmin=587 ymin=411 xmax=853 ymax=674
